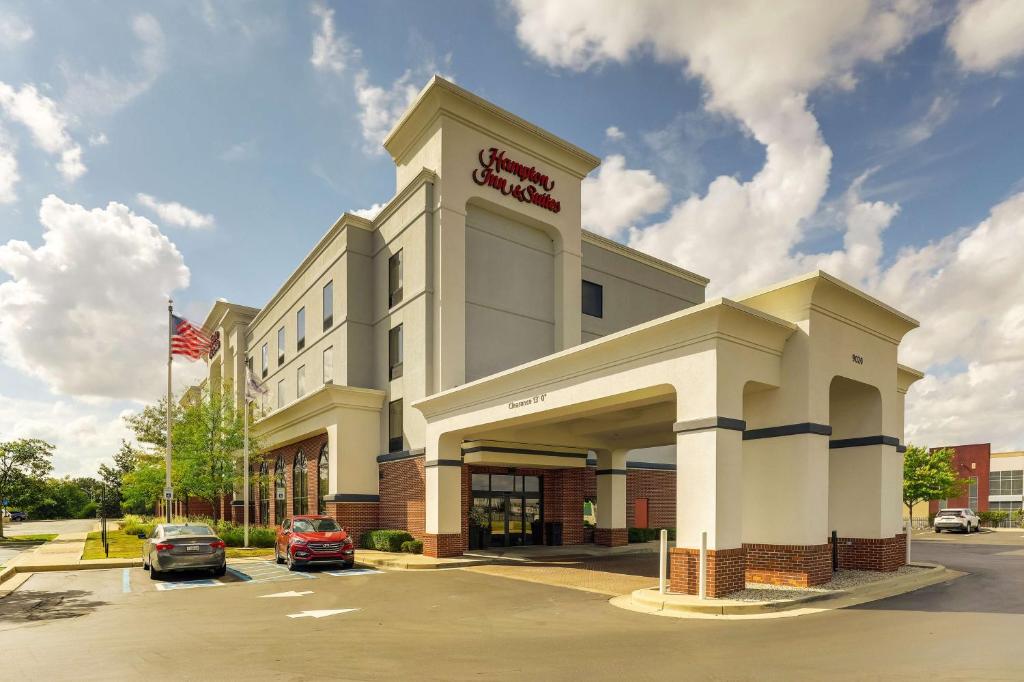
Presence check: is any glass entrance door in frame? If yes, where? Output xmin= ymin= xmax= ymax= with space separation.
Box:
xmin=487 ymin=495 xmax=507 ymax=547
xmin=472 ymin=473 xmax=543 ymax=548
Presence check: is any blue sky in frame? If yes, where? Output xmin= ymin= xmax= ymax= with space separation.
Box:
xmin=1 ymin=1 xmax=1023 ymax=476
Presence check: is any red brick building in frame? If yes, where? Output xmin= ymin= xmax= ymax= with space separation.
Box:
xmin=928 ymin=443 xmax=990 ymax=514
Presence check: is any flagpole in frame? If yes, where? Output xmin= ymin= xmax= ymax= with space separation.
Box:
xmin=243 ymin=366 xmax=250 ymax=548
xmin=165 ymin=299 xmax=173 ymax=523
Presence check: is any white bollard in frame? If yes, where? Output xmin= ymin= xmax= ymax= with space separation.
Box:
xmin=659 ymin=529 xmax=668 ymax=594
xmin=698 ymin=530 xmax=707 ymax=600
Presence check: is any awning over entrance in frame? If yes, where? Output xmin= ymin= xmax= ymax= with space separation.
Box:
xmin=461 ymin=440 xmax=589 ymax=468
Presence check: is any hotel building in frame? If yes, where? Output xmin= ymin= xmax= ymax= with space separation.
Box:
xmin=186 ymin=77 xmax=923 ymax=596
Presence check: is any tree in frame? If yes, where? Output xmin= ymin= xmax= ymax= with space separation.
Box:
xmin=0 ymin=439 xmax=55 ymax=538
xmin=172 ymin=385 xmax=256 ymax=521
xmin=124 ymin=397 xmax=182 ymax=452
xmin=903 ymin=445 xmax=968 ymax=528
xmin=121 ymin=453 xmax=166 ymax=514
xmin=98 ymin=441 xmax=140 ymax=516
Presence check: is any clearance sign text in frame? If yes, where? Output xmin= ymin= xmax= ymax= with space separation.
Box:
xmin=471 ymin=147 xmax=561 ymax=214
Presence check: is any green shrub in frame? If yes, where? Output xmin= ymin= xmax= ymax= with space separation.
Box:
xmin=76 ymin=501 xmax=98 ymax=519
xmin=361 ymin=529 xmax=414 ymax=552
xmin=627 ymin=527 xmax=674 ymax=543
xmin=978 ymin=511 xmax=1009 ymax=527
xmin=400 ymin=540 xmax=423 ymax=554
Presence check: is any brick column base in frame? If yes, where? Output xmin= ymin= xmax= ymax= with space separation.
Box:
xmin=594 ymin=528 xmax=629 ymax=547
xmin=831 ymin=534 xmax=906 ymax=571
xmin=743 ymin=543 xmax=832 ymax=587
xmin=325 ymin=502 xmax=380 ymax=548
xmin=423 ymin=533 xmax=463 ymax=558
xmin=669 ymin=546 xmax=746 ymax=597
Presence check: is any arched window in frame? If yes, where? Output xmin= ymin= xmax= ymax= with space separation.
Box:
xmin=258 ymin=460 xmax=269 ymax=525
xmin=318 ymin=444 xmax=329 ymax=515
xmin=274 ymin=456 xmax=286 ymax=522
xmin=293 ymin=450 xmax=309 ymax=516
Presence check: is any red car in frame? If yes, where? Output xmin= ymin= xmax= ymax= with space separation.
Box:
xmin=275 ymin=515 xmax=355 ymax=571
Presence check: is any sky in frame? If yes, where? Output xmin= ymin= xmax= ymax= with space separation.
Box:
xmin=1 ymin=0 xmax=1023 ymax=478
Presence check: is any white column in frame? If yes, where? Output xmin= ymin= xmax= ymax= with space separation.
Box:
xmin=675 ymin=426 xmax=743 ymax=550
xmin=424 ymin=434 xmax=462 ymax=536
xmin=595 ymin=449 xmax=627 ymax=530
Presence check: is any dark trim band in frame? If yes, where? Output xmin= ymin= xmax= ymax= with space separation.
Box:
xmin=376 ymin=448 xmax=426 ymax=463
xmin=829 ymin=435 xmax=901 ymax=449
xmin=674 ymin=416 xmax=747 ymax=434
xmin=322 ymin=493 xmax=380 ymax=503
xmin=896 ymin=445 xmax=907 ymax=453
xmin=424 ymin=459 xmax=463 ymax=468
xmin=230 ymin=500 xmax=245 ymax=507
xmin=626 ymin=461 xmax=677 ymax=471
xmin=461 ymin=445 xmax=588 ymax=459
xmin=595 ymin=469 xmax=627 ymax=476
xmin=743 ymin=423 xmax=832 ymax=440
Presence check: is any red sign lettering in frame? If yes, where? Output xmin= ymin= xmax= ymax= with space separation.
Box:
xmin=471 ymin=147 xmax=560 ymax=214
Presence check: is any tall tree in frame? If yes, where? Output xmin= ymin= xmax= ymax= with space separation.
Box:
xmin=903 ymin=445 xmax=968 ymax=528
xmin=124 ymin=397 xmax=182 ymax=452
xmin=121 ymin=453 xmax=166 ymax=514
xmin=97 ymin=441 xmax=140 ymax=516
xmin=0 ymin=439 xmax=55 ymax=538
xmin=173 ymin=385 xmax=255 ymax=521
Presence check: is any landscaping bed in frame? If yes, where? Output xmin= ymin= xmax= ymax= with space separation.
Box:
xmin=82 ymin=530 xmax=142 ymax=560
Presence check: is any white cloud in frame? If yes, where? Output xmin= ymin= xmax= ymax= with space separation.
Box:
xmin=310 ymin=1 xmax=354 ymax=74
xmin=351 ymin=202 xmax=385 ymax=220
xmin=136 ymin=193 xmax=215 ymax=230
xmin=0 ymin=11 xmax=32 ymax=49
xmin=220 ymin=138 xmax=257 ymax=161
xmin=0 ymin=124 xmax=18 ymax=204
xmin=0 ymin=394 xmax=133 ymax=478
xmin=62 ymin=14 xmax=166 ymax=117
xmin=88 ymin=132 xmax=109 ymax=147
xmin=0 ymin=82 xmax=86 ymax=181
xmin=0 ymin=195 xmax=195 ymax=401
xmin=900 ymin=94 xmax=955 ymax=147
xmin=513 ymin=0 xmax=929 ymax=295
xmin=605 ymin=125 xmax=624 ymax=141
xmin=582 ymin=155 xmax=670 ymax=239
xmin=353 ymin=69 xmax=424 ymax=153
xmin=947 ymin=0 xmax=1024 ymax=72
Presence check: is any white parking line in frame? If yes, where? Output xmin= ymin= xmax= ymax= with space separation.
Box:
xmin=154 ymin=578 xmax=225 ymax=592
xmin=323 ymin=568 xmax=382 ymax=577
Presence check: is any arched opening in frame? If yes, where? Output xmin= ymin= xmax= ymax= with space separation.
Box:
xmin=318 ymin=444 xmax=329 ymax=515
xmin=274 ymin=456 xmax=286 ymax=522
xmin=258 ymin=459 xmax=269 ymax=525
xmin=293 ymin=450 xmax=309 ymax=515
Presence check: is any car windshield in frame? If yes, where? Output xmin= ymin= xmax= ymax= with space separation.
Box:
xmin=292 ymin=518 xmax=341 ymax=533
xmin=163 ymin=524 xmax=214 ymax=537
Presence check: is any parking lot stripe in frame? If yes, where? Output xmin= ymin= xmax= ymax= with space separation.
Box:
xmin=226 ymin=566 xmax=252 ymax=581
xmin=154 ymin=578 xmax=225 ymax=592
xmin=122 ymin=568 xmax=131 ymax=593
xmin=323 ymin=568 xmax=382 ymax=577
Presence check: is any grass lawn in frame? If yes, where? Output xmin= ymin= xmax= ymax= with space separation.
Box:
xmin=82 ymin=530 xmax=143 ymax=560
xmin=226 ymin=547 xmax=274 ymax=559
xmin=0 ymin=533 xmax=58 ymax=543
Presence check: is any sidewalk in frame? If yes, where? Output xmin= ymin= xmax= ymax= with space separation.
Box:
xmin=1 ymin=524 xmax=139 ymax=585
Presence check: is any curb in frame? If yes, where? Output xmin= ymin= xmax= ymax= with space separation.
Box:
xmin=355 ymin=555 xmax=489 ymax=571
xmin=614 ymin=562 xmax=961 ymax=619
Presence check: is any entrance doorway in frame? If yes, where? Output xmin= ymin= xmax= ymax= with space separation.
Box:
xmin=471 ymin=473 xmax=543 ymax=547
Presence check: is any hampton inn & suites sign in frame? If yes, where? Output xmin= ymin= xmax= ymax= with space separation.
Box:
xmin=471 ymin=147 xmax=561 ymax=214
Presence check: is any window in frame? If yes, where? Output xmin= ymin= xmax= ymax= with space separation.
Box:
xmin=323 ymin=346 xmax=333 ymax=384
xmin=990 ymin=470 xmax=1024 ymax=496
xmin=969 ymin=476 xmax=978 ymax=511
xmin=258 ymin=460 xmax=269 ymax=524
xmin=277 ymin=379 xmax=285 ymax=408
xmin=990 ymin=500 xmax=1024 ymax=527
xmin=296 ymin=307 xmax=306 ymax=351
xmin=297 ymin=365 xmax=306 ymax=397
xmin=261 ymin=343 xmax=269 ymax=378
xmin=293 ymin=451 xmax=309 ymax=516
xmin=389 ymin=250 xmax=403 ymax=308
xmin=388 ymin=399 xmax=403 ymax=452
xmin=582 ymin=279 xmax=603 ymax=318
xmin=274 ymin=457 xmax=286 ymax=522
xmin=318 ymin=445 xmax=329 ymax=515
xmin=389 ymin=324 xmax=403 ymax=380
xmin=277 ymin=327 xmax=285 ymax=365
xmin=323 ymin=281 xmax=333 ymax=331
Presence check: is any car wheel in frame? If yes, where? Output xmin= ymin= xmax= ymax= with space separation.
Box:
xmin=934 ymin=528 xmax=941 ymax=533
xmin=142 ymin=553 xmax=149 ymax=571
xmin=342 ymin=561 xmax=354 ymax=570
xmin=285 ymin=550 xmax=296 ymax=571
xmin=213 ymin=563 xmax=226 ymax=578
xmin=274 ymin=545 xmax=284 ymax=564
xmin=149 ymin=563 xmax=161 ymax=581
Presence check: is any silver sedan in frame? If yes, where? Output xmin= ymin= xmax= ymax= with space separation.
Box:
xmin=141 ymin=523 xmax=227 ymax=580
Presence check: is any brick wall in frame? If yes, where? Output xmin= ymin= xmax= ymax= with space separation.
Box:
xmin=423 ymin=533 xmax=463 ymax=558
xmin=325 ymin=501 xmax=380 ymax=545
xmin=594 ymin=528 xmax=628 ymax=547
xmin=264 ymin=432 xmax=328 ymax=526
xmin=744 ymin=543 xmax=832 ymax=587
xmin=379 ymin=457 xmax=426 ymax=539
xmin=669 ymin=546 xmax=746 ymax=597
xmin=626 ymin=469 xmax=676 ymax=528
xmin=832 ymin=534 xmax=906 ymax=571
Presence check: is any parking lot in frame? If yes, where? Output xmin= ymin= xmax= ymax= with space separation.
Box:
xmin=0 ymin=537 xmax=1021 ymax=680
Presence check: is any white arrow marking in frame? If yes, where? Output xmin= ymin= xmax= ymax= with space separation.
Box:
xmin=259 ymin=590 xmax=314 ymax=598
xmin=287 ymin=608 xmax=359 ymax=619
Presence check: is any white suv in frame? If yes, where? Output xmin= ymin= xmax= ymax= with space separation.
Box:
xmin=934 ymin=508 xmax=979 ymax=533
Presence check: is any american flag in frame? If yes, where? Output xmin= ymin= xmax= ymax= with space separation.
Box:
xmin=170 ymin=314 xmax=212 ymax=360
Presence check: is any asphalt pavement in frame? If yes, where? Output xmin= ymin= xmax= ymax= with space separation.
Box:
xmin=0 ymin=540 xmax=1021 ymax=680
